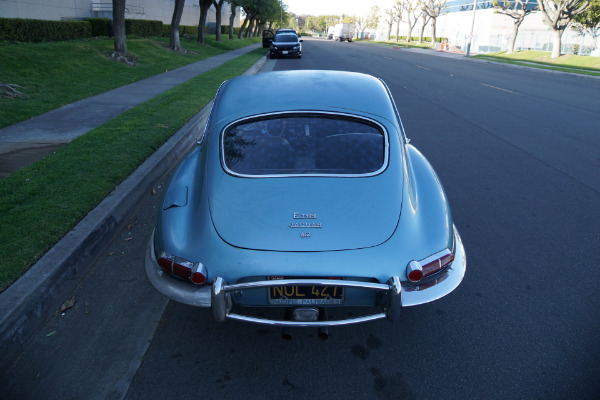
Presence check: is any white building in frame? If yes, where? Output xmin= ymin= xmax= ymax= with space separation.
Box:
xmin=368 ymin=0 xmax=598 ymax=55
xmin=0 ymin=0 xmax=239 ymax=29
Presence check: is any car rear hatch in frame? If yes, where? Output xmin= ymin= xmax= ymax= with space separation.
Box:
xmin=208 ymin=174 xmax=402 ymax=252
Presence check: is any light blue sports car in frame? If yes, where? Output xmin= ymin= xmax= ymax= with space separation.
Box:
xmin=145 ymin=70 xmax=466 ymax=332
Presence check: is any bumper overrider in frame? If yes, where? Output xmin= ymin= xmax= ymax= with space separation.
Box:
xmin=145 ymin=227 xmax=466 ymax=327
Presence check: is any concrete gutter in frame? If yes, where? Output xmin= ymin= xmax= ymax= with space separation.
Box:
xmin=0 ymin=54 xmax=267 ymax=370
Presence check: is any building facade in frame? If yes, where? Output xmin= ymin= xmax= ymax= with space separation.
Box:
xmin=0 ymin=0 xmax=239 ymax=29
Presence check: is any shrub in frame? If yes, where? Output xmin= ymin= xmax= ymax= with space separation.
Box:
xmin=83 ymin=18 xmax=111 ymax=37
xmin=0 ymin=18 xmax=91 ymax=43
xmin=125 ymin=19 xmax=163 ymax=37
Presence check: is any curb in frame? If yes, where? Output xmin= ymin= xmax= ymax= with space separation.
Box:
xmin=0 ymin=54 xmax=267 ymax=370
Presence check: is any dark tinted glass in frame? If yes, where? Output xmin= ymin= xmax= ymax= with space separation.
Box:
xmin=274 ymin=34 xmax=298 ymax=42
xmin=222 ymin=115 xmax=386 ymax=176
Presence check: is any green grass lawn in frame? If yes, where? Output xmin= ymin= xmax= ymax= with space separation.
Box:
xmin=363 ymin=39 xmax=434 ymax=50
xmin=0 ymin=36 xmax=261 ymax=128
xmin=473 ymin=50 xmax=600 ymax=76
xmin=0 ymin=39 xmax=266 ymax=291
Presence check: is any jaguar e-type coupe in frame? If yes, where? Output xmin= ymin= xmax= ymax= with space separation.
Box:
xmin=145 ymin=70 xmax=466 ymax=329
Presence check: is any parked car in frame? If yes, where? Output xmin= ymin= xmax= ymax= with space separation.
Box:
xmin=145 ymin=70 xmax=466 ymax=330
xmin=269 ymin=33 xmax=302 ymax=58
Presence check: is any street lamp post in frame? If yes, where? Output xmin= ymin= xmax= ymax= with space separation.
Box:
xmin=466 ymin=0 xmax=478 ymax=56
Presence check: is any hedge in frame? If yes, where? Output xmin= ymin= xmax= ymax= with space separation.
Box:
xmin=0 ymin=17 xmax=242 ymax=43
xmin=125 ymin=19 xmax=163 ymax=37
xmin=84 ymin=18 xmax=111 ymax=37
xmin=0 ymin=18 xmax=91 ymax=43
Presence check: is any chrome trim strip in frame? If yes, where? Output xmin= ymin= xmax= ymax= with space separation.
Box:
xmin=222 ymin=279 xmax=390 ymax=292
xmin=226 ymin=313 xmax=387 ymax=327
xmin=219 ymin=111 xmax=390 ymax=179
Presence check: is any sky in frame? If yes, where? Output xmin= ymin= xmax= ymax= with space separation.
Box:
xmin=283 ymin=0 xmax=397 ymax=17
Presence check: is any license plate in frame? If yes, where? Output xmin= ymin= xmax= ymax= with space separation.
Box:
xmin=268 ymin=277 xmax=343 ymax=305
xmin=282 ymin=50 xmax=288 ymax=54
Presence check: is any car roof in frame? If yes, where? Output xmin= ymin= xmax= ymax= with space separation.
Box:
xmin=212 ymin=70 xmax=398 ymax=124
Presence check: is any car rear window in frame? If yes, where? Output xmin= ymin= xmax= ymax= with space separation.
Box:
xmin=274 ymin=34 xmax=298 ymax=42
xmin=222 ymin=114 xmax=387 ymax=176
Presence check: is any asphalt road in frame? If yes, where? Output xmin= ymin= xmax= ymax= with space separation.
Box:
xmin=2 ymin=37 xmax=599 ymax=400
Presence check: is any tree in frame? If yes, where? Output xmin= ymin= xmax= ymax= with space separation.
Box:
xmin=394 ymin=1 xmax=403 ymax=41
xmin=384 ymin=8 xmax=399 ymax=40
xmin=403 ymin=0 xmax=421 ymax=42
xmin=198 ymin=0 xmax=213 ymax=44
xmin=213 ymin=0 xmax=225 ymax=42
xmin=355 ymin=16 xmax=366 ymax=38
xmin=537 ymin=0 xmax=591 ymax=57
xmin=169 ymin=0 xmax=186 ymax=52
xmin=366 ymin=5 xmax=381 ymax=31
xmin=417 ymin=6 xmax=431 ymax=43
xmin=419 ymin=0 xmax=448 ymax=44
xmin=571 ymin=0 xmax=600 ymax=51
xmin=493 ymin=0 xmax=537 ymax=53
xmin=229 ymin=2 xmax=239 ymax=40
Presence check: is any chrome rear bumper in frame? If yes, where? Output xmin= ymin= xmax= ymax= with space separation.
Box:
xmin=211 ymin=276 xmax=402 ymax=327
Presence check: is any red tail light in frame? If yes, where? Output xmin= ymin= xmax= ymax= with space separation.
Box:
xmin=157 ymin=252 xmax=207 ymax=285
xmin=406 ymin=249 xmax=454 ymax=283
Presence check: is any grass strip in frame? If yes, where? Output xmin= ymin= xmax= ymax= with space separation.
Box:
xmin=0 ymin=36 xmax=261 ymax=128
xmin=473 ymin=51 xmax=600 ymax=76
xmin=0 ymin=47 xmax=267 ymax=291
xmin=365 ymin=39 xmax=434 ymax=50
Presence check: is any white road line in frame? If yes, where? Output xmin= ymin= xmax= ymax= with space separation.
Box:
xmin=481 ymin=83 xmax=520 ymax=94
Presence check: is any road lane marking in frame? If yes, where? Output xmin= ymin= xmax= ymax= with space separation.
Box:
xmin=384 ymin=56 xmax=393 ymax=60
xmin=415 ymin=65 xmax=431 ymax=71
xmin=480 ymin=83 xmax=519 ymax=94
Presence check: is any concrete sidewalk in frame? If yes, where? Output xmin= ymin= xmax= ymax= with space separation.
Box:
xmin=0 ymin=43 xmax=261 ymax=178
xmin=0 ymin=45 xmax=266 ymax=371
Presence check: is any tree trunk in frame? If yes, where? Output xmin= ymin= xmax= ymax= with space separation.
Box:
xmin=112 ymin=0 xmax=127 ymax=54
xmin=387 ymin=23 xmax=392 ymax=40
xmin=395 ymin=20 xmax=400 ymax=41
xmin=238 ymin=17 xmax=248 ymax=39
xmin=198 ymin=0 xmax=212 ymax=44
xmin=430 ymin=18 xmax=437 ymax=45
xmin=169 ymin=0 xmax=185 ymax=52
xmin=245 ymin=16 xmax=255 ymax=38
xmin=419 ymin=15 xmax=427 ymax=43
xmin=213 ymin=0 xmax=224 ymax=42
xmin=229 ymin=5 xmax=237 ymax=40
xmin=507 ymin=19 xmax=523 ymax=54
xmin=407 ymin=23 xmax=413 ymax=42
xmin=551 ymin=27 xmax=564 ymax=58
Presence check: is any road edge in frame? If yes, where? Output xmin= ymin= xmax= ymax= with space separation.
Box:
xmin=0 ymin=54 xmax=267 ymax=370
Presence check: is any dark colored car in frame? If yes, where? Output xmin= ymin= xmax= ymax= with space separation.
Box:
xmin=270 ymin=33 xmax=303 ymax=58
